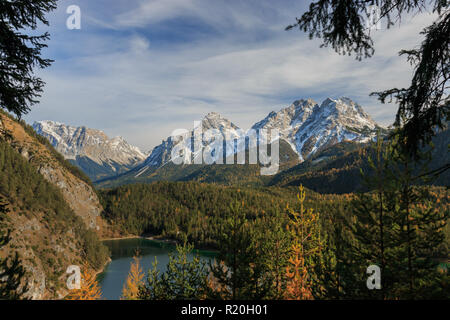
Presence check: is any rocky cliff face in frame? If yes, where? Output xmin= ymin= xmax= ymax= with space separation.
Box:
xmin=0 ymin=112 xmax=108 ymax=299
xmin=2 ymin=116 xmax=102 ymax=230
xmin=33 ymin=121 xmax=146 ymax=181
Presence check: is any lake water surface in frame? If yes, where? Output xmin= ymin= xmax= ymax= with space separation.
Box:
xmin=98 ymin=238 xmax=213 ymax=300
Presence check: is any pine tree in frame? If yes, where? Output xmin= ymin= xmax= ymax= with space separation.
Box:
xmin=140 ymin=243 xmax=208 ymax=300
xmin=208 ymin=201 xmax=261 ymax=299
xmin=0 ymin=0 xmax=58 ymax=117
xmin=255 ymin=210 xmax=291 ymax=299
xmin=343 ymin=136 xmax=398 ymax=298
xmin=121 ymin=253 xmax=145 ymax=300
xmin=384 ymin=134 xmax=448 ymax=299
xmin=0 ymin=199 xmax=28 ymax=300
xmin=65 ymin=263 xmax=102 ymax=300
xmin=139 ymin=257 xmax=166 ymax=300
xmin=345 ymin=131 xmax=449 ymax=299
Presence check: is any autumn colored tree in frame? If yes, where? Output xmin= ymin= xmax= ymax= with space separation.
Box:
xmin=121 ymin=253 xmax=145 ymax=300
xmin=205 ymin=261 xmax=229 ymax=299
xmin=285 ymin=185 xmax=324 ymax=300
xmin=66 ymin=263 xmax=102 ymax=300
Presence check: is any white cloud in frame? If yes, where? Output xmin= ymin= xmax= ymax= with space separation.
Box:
xmin=114 ymin=0 xmax=276 ymax=31
xmin=115 ymin=0 xmax=196 ymax=27
xmin=24 ymin=1 xmax=440 ymax=152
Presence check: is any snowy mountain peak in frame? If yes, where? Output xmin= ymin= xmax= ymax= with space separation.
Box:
xmin=318 ymin=97 xmax=377 ymax=129
xmin=320 ymin=97 xmax=367 ymax=115
xmin=141 ymin=96 xmax=383 ymax=169
xmin=33 ymin=121 xmax=146 ymax=180
xmin=144 ymin=113 xmax=242 ymax=168
xmin=204 ymin=111 xmax=221 ymax=119
xmin=252 ymin=97 xmax=382 ymax=161
xmin=202 ymin=112 xmax=240 ymax=131
xmin=252 ymin=98 xmax=318 ymax=132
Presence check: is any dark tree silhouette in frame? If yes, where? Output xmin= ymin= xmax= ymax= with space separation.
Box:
xmin=287 ymin=1 xmax=449 ymax=160
xmin=0 ymin=0 xmax=57 ymax=118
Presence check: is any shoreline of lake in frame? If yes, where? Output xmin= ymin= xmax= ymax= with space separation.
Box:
xmin=96 ymin=235 xmax=217 ymax=279
xmin=100 ymin=234 xmax=218 ymax=255
xmin=101 ymin=234 xmax=176 ymax=245
xmin=97 ymin=237 xmax=214 ymax=299
xmin=96 ymin=235 xmax=176 ymax=283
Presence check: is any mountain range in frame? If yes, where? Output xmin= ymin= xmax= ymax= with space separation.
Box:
xmin=33 ymin=97 xmax=386 ymax=186
xmin=32 ymin=121 xmax=147 ymax=181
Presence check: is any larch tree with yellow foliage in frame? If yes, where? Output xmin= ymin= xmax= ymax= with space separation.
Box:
xmin=285 ymin=185 xmax=324 ymax=300
xmin=65 ymin=263 xmax=102 ymax=300
xmin=121 ymin=254 xmax=145 ymax=300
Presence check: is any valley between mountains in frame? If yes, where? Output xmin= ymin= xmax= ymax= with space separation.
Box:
xmin=1 ymin=96 xmax=448 ymax=299
xmin=33 ymin=97 xmax=389 ymax=189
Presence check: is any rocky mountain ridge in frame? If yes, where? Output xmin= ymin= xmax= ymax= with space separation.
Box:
xmin=252 ymin=97 xmax=381 ymax=161
xmin=33 ymin=97 xmax=384 ymax=183
xmin=32 ymin=121 xmax=146 ymax=181
xmin=145 ymin=97 xmax=383 ymax=168
xmin=0 ymin=111 xmax=109 ymax=299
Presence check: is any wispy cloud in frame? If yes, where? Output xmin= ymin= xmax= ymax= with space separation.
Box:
xmin=24 ymin=0 xmax=438 ymax=151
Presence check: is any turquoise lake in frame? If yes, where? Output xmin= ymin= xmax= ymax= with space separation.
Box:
xmin=98 ymin=238 xmax=213 ymax=300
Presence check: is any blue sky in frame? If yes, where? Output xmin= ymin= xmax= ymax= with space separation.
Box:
xmin=23 ymin=0 xmax=438 ymax=151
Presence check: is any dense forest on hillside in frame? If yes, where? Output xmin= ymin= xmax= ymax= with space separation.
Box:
xmin=0 ymin=139 xmax=109 ymax=265
xmin=101 ymin=180 xmax=449 ymax=299
xmin=100 ymin=182 xmax=303 ymax=248
xmin=100 ymin=181 xmax=449 ymax=252
xmin=0 ymin=133 xmax=109 ymax=298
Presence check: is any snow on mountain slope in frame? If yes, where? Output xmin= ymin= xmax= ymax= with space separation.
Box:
xmin=33 ymin=121 xmax=146 ymax=180
xmin=143 ymin=97 xmax=382 ymax=171
xmin=252 ymin=97 xmax=382 ymax=161
xmin=143 ymin=112 xmax=242 ymax=169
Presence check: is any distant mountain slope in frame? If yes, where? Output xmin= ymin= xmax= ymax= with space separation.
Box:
xmin=96 ymin=138 xmax=299 ymax=188
xmin=0 ymin=111 xmax=109 ymax=299
xmin=269 ymin=129 xmax=450 ymax=194
xmin=33 ymin=121 xmax=146 ymax=181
